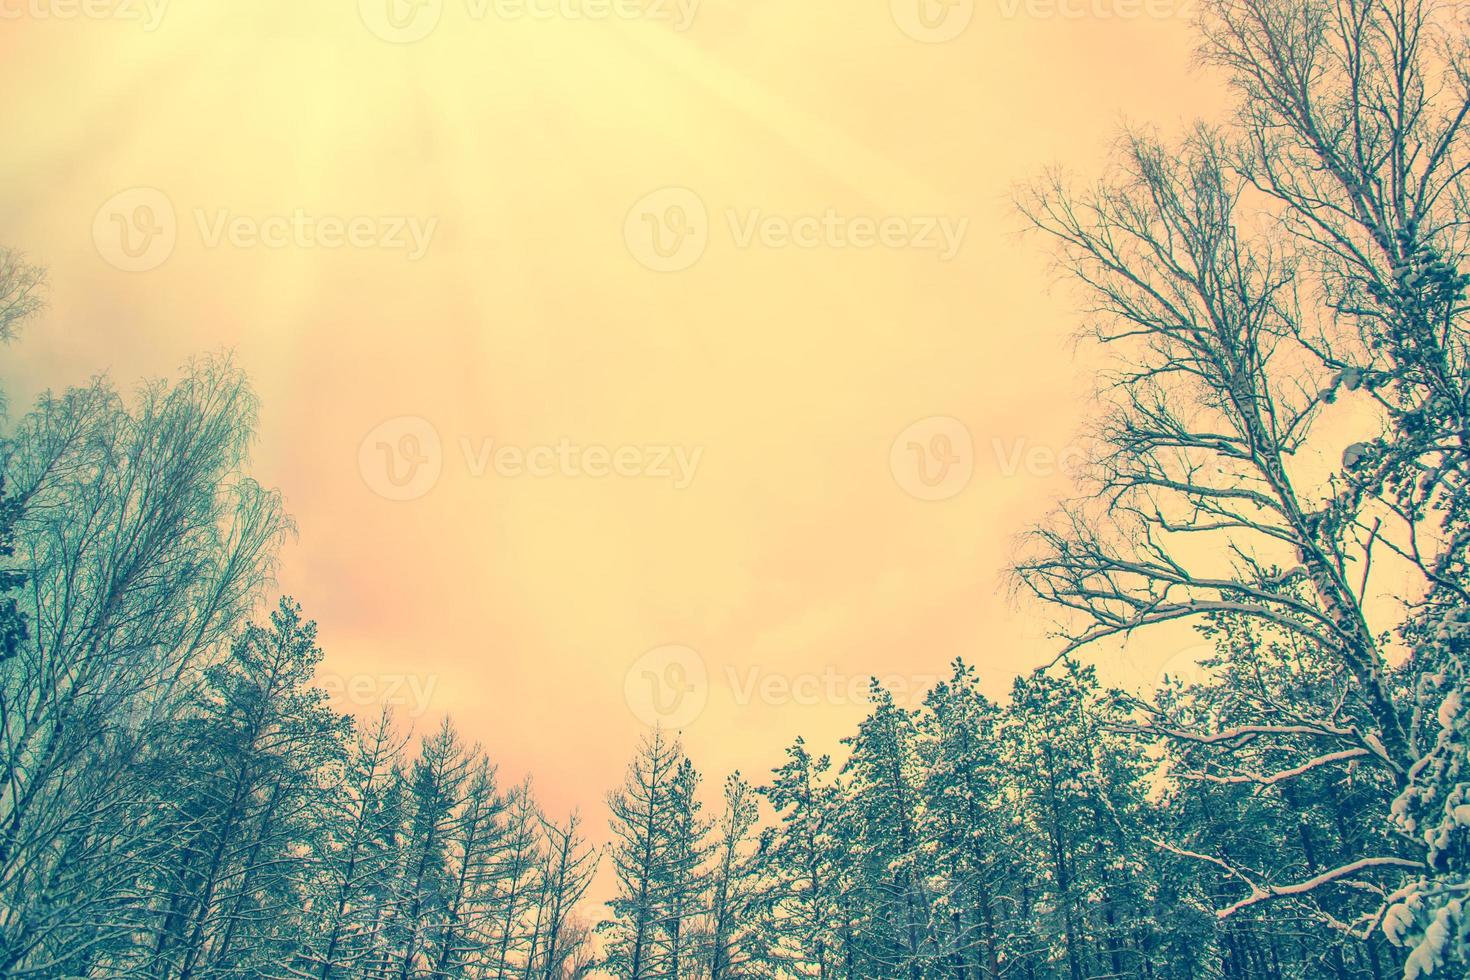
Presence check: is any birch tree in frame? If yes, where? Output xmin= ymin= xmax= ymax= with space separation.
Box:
xmin=1012 ymin=0 xmax=1468 ymax=963
xmin=0 ymin=248 xmax=43 ymax=353
xmin=0 ymin=357 xmax=289 ymax=977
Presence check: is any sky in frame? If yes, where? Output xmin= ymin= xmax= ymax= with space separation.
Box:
xmin=0 ymin=0 xmax=1231 ymax=835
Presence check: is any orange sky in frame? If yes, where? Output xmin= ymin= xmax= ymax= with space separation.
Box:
xmin=0 ymin=1 xmax=1229 ymax=830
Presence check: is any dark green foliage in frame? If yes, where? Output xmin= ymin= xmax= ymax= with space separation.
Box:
xmin=0 ymin=359 xmax=600 ymax=980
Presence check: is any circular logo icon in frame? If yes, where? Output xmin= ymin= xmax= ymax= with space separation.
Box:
xmin=358 ymin=416 xmax=444 ymax=501
xmin=890 ymin=415 xmax=974 ymax=501
xmin=359 ymin=0 xmax=443 ymax=43
xmin=93 ymin=187 xmax=177 ymax=272
xmin=624 ymin=644 xmax=708 ymax=729
xmin=624 ymin=187 xmax=708 ymax=273
xmin=891 ymin=0 xmax=974 ymax=43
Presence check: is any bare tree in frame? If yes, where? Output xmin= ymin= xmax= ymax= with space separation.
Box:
xmin=0 ymin=248 xmax=44 ymax=351
xmin=385 ymin=718 xmax=472 ymax=980
xmin=0 ymin=247 xmax=43 ymax=667
xmin=601 ymin=728 xmax=686 ymax=980
xmin=704 ymin=773 xmax=766 ymax=980
xmin=1013 ymin=0 xmax=1467 ymax=952
xmin=0 ymin=356 xmax=290 ymax=976
xmin=532 ymin=812 xmax=598 ymax=980
xmin=299 ymin=707 xmax=409 ymax=980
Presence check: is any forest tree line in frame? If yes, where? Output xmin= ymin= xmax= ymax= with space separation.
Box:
xmin=0 ymin=330 xmax=1425 ymax=978
xmin=4 ymin=0 xmax=1470 ymax=976
xmin=0 ymin=341 xmax=601 ymax=978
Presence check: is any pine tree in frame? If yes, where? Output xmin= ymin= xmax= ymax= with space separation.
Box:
xmin=298 ymin=707 xmax=409 ymax=980
xmin=1005 ymin=665 xmax=1103 ymax=980
xmin=840 ymin=681 xmax=932 ymax=980
xmin=387 ymin=719 xmax=472 ymax=980
xmin=705 ymin=773 xmax=769 ymax=980
xmin=602 ymin=728 xmax=685 ymax=979
xmin=761 ymin=738 xmax=844 ymax=979
xmin=915 ymin=659 xmax=1012 ymax=980
xmin=531 ymin=811 xmax=599 ymax=980
xmin=143 ymin=598 xmax=351 ymax=980
xmin=483 ymin=778 xmax=542 ymax=979
xmin=656 ymin=757 xmax=711 ymax=978
xmin=431 ymin=757 xmax=512 ymax=977
xmin=1381 ymin=603 xmax=1470 ymax=976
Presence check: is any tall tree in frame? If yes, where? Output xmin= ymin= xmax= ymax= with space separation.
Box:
xmin=297 ymin=707 xmax=409 ymax=980
xmin=532 ymin=811 xmax=599 ymax=980
xmin=760 ymin=738 xmax=845 ymax=980
xmin=482 ymin=777 xmax=541 ymax=979
xmin=142 ymin=599 xmax=351 ymax=980
xmin=705 ymin=773 xmax=768 ymax=980
xmin=0 ymin=248 xmax=43 ymax=667
xmin=0 ymin=247 xmax=44 ymax=353
xmin=1012 ymin=0 xmax=1468 ymax=963
xmin=840 ymin=681 xmax=932 ymax=980
xmin=0 ymin=357 xmax=289 ymax=977
xmin=656 ymin=757 xmax=711 ymax=979
xmin=387 ymin=719 xmax=472 ymax=980
xmin=915 ymin=659 xmax=1013 ymax=980
xmin=602 ymin=728 xmax=685 ymax=979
